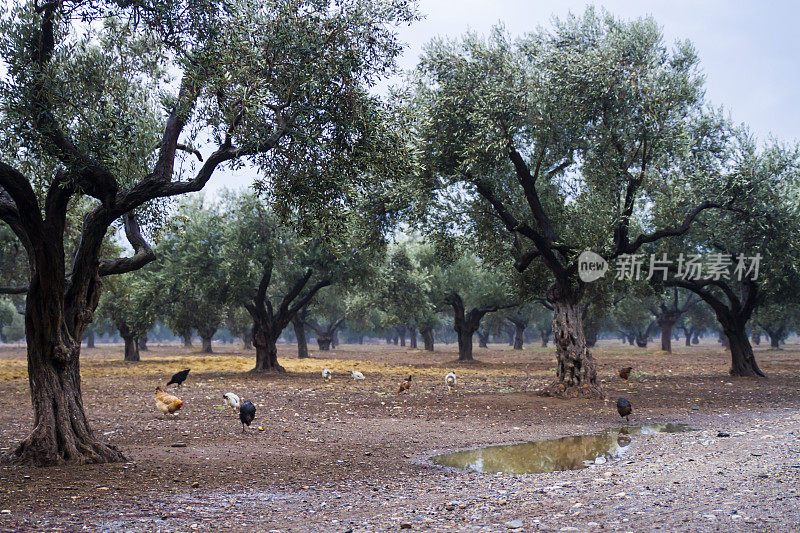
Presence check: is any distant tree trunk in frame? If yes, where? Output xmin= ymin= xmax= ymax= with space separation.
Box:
xmin=507 ymin=329 xmax=514 ymax=346
xmin=252 ymin=323 xmax=284 ymax=373
xmin=448 ymin=293 xmax=500 ymax=362
xmin=540 ymin=329 xmax=550 ymax=348
xmin=544 ymin=283 xmax=599 ymax=397
xmin=122 ymin=336 xmax=139 ymax=362
xmin=511 ymin=326 xmax=524 ymax=349
xmin=692 ymin=333 xmax=699 ymax=344
xmin=408 ymin=326 xmax=417 ymax=349
xmin=117 ymin=322 xmax=140 ymax=362
xmin=455 ymin=327 xmax=474 ymax=361
xmin=398 ymin=325 xmax=406 ymax=347
xmin=508 ymin=318 xmax=527 ymax=350
xmin=182 ymin=335 xmax=192 ymax=347
xmin=293 ymin=318 xmax=308 ymax=359
xmin=200 ymin=335 xmax=213 ymax=353
xmin=635 ymin=331 xmax=648 ymax=348
xmin=626 ymin=333 xmax=635 ymax=345
xmin=475 ymin=329 xmax=488 ymax=348
xmin=317 ymin=336 xmax=332 ymax=350
xmin=683 ymin=327 xmax=692 ymax=346
xmin=658 ymin=314 xmax=677 ymax=353
xmin=392 ymin=334 xmax=398 ymax=345
xmin=751 ymin=331 xmax=760 ymax=346
xmin=769 ymin=335 xmax=780 ymax=348
xmin=724 ymin=325 xmax=764 ymax=377
xmin=84 ymin=329 xmax=95 ymax=349
xmin=243 ymin=328 xmax=253 ymax=350
xmin=331 ymin=329 xmax=339 ymax=348
xmin=138 ymin=334 xmax=148 ymax=352
xmin=585 ymin=327 xmax=598 ymax=348
xmin=420 ymin=327 xmax=434 ymax=351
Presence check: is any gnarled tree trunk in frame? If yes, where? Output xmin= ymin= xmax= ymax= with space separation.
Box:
xmin=182 ymin=335 xmax=193 ymax=347
xmin=543 ymin=283 xmax=600 ymax=398
xmin=725 ymin=326 xmax=764 ymax=377
xmin=250 ymin=316 xmax=285 ymax=373
xmin=9 ymin=274 xmax=125 ymax=466
xmin=200 ymin=333 xmax=214 ymax=353
xmin=138 ymin=334 xmax=148 ymax=351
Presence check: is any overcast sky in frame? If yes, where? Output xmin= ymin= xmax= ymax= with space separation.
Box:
xmin=208 ymin=0 xmax=800 ymax=195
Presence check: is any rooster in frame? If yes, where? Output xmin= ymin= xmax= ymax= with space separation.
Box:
xmin=616 ymin=397 xmax=632 ymax=423
xmin=239 ymin=400 xmax=256 ymax=433
xmin=351 ymin=370 xmax=365 ymax=380
xmin=397 ymin=375 xmax=412 ymax=393
xmin=322 ymin=368 xmax=332 ymax=380
xmin=222 ymin=392 xmax=240 ymax=416
xmin=167 ymin=369 xmax=191 ymax=388
xmin=155 ymin=387 xmax=183 ymax=418
xmin=618 ymin=367 xmax=633 ymax=382
xmin=445 ymin=371 xmax=457 ymax=393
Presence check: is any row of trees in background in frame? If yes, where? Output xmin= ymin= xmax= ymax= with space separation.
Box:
xmin=1 ymin=1 xmax=799 ymax=466
xmin=76 ymin=194 xmax=800 ymax=371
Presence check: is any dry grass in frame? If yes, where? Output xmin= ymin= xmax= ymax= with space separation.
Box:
xmin=0 ymin=347 xmax=537 ymax=383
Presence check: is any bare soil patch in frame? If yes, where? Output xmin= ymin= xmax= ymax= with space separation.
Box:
xmin=1 ymin=340 xmax=799 ymax=532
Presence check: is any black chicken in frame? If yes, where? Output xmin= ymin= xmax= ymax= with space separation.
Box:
xmin=239 ymin=400 xmax=256 ymax=433
xmin=167 ymin=369 xmax=191 ymax=388
xmin=616 ymin=397 xmax=632 ymax=423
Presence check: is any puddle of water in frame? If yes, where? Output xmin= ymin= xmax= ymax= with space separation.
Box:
xmin=430 ymin=423 xmax=692 ymax=474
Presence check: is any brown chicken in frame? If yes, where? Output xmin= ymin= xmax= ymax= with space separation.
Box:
xmin=397 ymin=375 xmax=412 ymax=393
xmin=155 ymin=386 xmax=183 ymax=418
xmin=619 ymin=367 xmax=633 ymax=381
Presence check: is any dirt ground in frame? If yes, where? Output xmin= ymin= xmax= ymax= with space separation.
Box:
xmin=0 ymin=339 xmax=799 ymax=532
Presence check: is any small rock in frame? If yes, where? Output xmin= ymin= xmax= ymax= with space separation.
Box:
xmin=171 ymin=442 xmax=187 ymax=448
xmin=717 ymin=432 xmax=730 ymax=437
xmin=400 ymin=523 xmax=412 ymax=529
xmin=691 ymin=407 xmax=699 ymax=411
xmin=505 ymin=519 xmax=523 ymax=529
xmin=587 ymin=522 xmax=599 ymax=528
xmin=1 ymin=510 xmax=11 ymax=514
xmin=191 ymin=481 xmax=200 ymax=488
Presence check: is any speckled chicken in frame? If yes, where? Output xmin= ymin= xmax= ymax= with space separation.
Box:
xmin=155 ymin=387 xmax=183 ymax=418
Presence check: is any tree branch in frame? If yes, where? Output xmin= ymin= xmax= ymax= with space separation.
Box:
xmin=0 ymin=286 xmax=28 ymax=295
xmin=619 ymin=201 xmax=721 ymax=255
xmin=98 ymin=214 xmax=155 ymax=276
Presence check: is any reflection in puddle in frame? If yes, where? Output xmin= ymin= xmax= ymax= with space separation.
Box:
xmin=430 ymin=423 xmax=692 ymax=474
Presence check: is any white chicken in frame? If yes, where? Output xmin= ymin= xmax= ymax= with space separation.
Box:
xmin=222 ymin=392 xmax=240 ymax=416
xmin=445 ymin=371 xmax=457 ymax=392
xmin=322 ymin=368 xmax=332 ymax=380
xmin=351 ymin=370 xmax=365 ymax=380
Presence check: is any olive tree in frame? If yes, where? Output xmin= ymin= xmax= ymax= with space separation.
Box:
xmin=0 ymin=0 xmax=415 ymax=465
xmin=665 ymin=139 xmax=800 ymax=376
xmin=410 ymin=10 xmax=727 ymax=396
xmin=220 ymin=192 xmax=369 ymax=371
